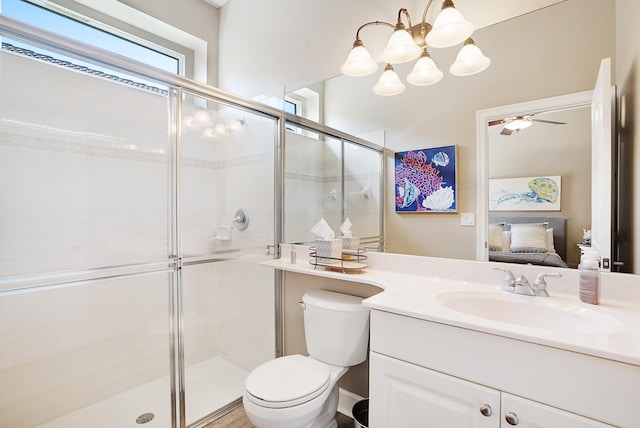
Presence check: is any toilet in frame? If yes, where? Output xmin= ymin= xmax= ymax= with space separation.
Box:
xmin=243 ymin=290 xmax=370 ymax=428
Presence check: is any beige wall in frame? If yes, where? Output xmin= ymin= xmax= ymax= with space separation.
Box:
xmin=118 ymin=0 xmax=219 ymax=85
xmin=616 ymin=0 xmax=640 ymax=272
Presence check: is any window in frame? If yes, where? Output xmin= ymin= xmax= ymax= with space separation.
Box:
xmin=284 ymin=99 xmax=298 ymax=115
xmin=1 ymin=0 xmax=186 ymax=80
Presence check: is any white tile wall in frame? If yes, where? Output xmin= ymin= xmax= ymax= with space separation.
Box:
xmin=284 ymin=131 xmax=383 ymax=245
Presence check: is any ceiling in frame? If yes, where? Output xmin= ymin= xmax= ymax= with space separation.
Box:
xmin=440 ymin=0 xmax=566 ymax=30
xmin=203 ymin=0 xmax=565 ymax=18
xmin=202 ymin=0 xmax=229 ymax=8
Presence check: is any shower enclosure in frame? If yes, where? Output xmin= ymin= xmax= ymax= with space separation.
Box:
xmin=0 ymin=14 xmax=385 ymax=428
xmin=0 ymin=17 xmax=279 ymax=428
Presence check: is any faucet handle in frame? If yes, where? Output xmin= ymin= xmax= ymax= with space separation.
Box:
xmin=532 ymin=272 xmax=562 ymax=297
xmin=492 ymin=266 xmax=516 ymax=291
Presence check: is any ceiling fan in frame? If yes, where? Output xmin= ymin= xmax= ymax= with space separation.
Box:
xmin=488 ymin=114 xmax=566 ymax=135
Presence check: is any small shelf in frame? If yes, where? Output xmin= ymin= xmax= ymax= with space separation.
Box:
xmin=309 ymin=247 xmax=368 ymax=273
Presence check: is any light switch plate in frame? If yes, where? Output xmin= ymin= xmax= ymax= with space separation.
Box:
xmin=461 ymin=213 xmax=475 ymax=226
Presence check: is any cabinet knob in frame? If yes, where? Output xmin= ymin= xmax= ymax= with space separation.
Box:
xmin=505 ymin=411 xmax=519 ymax=425
xmin=479 ymin=404 xmax=492 ymax=417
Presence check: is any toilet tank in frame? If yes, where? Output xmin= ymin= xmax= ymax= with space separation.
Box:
xmin=302 ymin=290 xmax=370 ymax=367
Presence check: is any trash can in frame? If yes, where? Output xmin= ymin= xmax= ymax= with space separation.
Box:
xmin=352 ymin=398 xmax=369 ymax=428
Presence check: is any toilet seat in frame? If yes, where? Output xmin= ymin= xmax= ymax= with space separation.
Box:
xmin=245 ymin=355 xmax=331 ymax=409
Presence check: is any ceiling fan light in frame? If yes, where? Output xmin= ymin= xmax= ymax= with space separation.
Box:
xmin=407 ymin=53 xmax=443 ymax=86
xmin=340 ymin=44 xmax=378 ymax=77
xmin=372 ymin=64 xmax=406 ymax=96
xmin=380 ymin=27 xmax=421 ymax=64
xmin=449 ymin=38 xmax=490 ymax=76
xmin=425 ymin=1 xmax=474 ymax=48
xmin=504 ymin=118 xmax=533 ymax=131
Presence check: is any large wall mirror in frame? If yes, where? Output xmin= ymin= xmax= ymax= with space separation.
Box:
xmin=476 ymin=91 xmax=594 ymax=270
xmin=283 ymin=0 xmax=636 ymax=273
xmin=476 ymin=59 xmax=619 ymax=272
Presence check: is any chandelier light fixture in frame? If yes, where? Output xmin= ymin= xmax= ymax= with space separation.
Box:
xmin=340 ymin=0 xmax=490 ymax=96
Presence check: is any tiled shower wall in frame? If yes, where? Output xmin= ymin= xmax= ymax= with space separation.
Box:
xmin=284 ymin=131 xmax=381 ymax=245
xmin=0 ymin=50 xmax=275 ymax=427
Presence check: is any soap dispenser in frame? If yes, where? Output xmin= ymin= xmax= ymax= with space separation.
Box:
xmin=579 ymin=249 xmax=600 ymax=305
xmin=290 ymin=244 xmax=297 ymax=264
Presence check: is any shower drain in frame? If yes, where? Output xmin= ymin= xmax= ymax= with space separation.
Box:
xmin=136 ymin=413 xmax=155 ymax=424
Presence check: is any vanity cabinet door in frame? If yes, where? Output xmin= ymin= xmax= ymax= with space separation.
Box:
xmin=501 ymin=393 xmax=616 ymax=428
xmin=370 ymin=352 xmax=500 ymax=428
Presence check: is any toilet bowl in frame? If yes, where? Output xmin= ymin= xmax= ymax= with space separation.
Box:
xmin=243 ymin=290 xmax=370 ymax=428
xmin=243 ymin=355 xmax=346 ymax=428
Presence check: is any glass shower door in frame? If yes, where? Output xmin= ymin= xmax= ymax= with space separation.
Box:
xmin=0 ymin=43 xmax=175 ymax=427
xmin=343 ymin=140 xmax=384 ymax=248
xmin=283 ymin=128 xmax=343 ymax=244
xmin=283 ymin=124 xmax=384 ymax=248
xmin=178 ymin=92 xmax=277 ymax=426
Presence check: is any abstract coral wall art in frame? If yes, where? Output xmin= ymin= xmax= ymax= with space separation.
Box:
xmin=394 ymin=145 xmax=457 ymax=213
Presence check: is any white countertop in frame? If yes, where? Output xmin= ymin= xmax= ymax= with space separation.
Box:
xmin=263 ymin=246 xmax=640 ymax=366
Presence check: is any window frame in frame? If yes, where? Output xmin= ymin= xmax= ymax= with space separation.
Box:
xmin=1 ymin=0 xmax=206 ymax=81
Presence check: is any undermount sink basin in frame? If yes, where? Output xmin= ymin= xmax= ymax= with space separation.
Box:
xmin=436 ymin=291 xmax=622 ymax=335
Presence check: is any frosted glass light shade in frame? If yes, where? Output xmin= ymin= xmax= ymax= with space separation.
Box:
xmin=192 ymin=110 xmax=212 ymax=126
xmin=425 ymin=5 xmax=474 ymax=48
xmin=214 ymin=123 xmax=229 ymax=134
xmin=380 ymin=29 xmax=421 ymax=64
xmin=340 ymin=45 xmax=378 ymax=77
xmin=407 ymin=53 xmax=443 ymax=86
xmin=449 ymin=39 xmax=490 ymax=76
xmin=372 ymin=64 xmax=406 ymax=96
xmin=227 ymin=118 xmax=245 ymax=132
xmin=504 ymin=119 xmax=532 ymax=131
xmin=201 ymin=128 xmax=218 ymax=140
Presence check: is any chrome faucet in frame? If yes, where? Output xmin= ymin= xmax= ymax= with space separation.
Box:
xmin=513 ymin=275 xmax=536 ymax=296
xmin=532 ymin=272 xmax=562 ymax=297
xmin=493 ymin=267 xmax=562 ymax=297
xmin=493 ymin=267 xmax=515 ymax=292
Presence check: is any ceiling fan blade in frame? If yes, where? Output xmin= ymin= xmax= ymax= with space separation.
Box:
xmin=488 ymin=119 xmax=506 ymax=126
xmin=531 ymin=118 xmax=566 ymax=125
xmin=500 ymin=127 xmax=514 ymax=135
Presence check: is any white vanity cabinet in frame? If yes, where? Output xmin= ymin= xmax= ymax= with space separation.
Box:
xmin=370 ymin=353 xmax=614 ymax=427
xmin=500 ymin=393 xmax=614 ymax=427
xmin=369 ymin=309 xmax=636 ymax=427
xmin=370 ymin=352 xmax=500 ymax=427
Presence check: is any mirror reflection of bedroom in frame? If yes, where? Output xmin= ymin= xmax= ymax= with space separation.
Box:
xmin=487 ymin=105 xmax=591 ymax=268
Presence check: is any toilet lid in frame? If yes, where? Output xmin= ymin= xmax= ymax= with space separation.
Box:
xmin=245 ymin=355 xmax=331 ymax=408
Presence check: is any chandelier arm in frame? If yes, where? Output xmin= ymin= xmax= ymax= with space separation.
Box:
xmin=421 ymin=0 xmax=436 ymax=25
xmin=355 ymin=20 xmax=395 ymax=40
xmin=398 ymin=8 xmax=413 ymax=29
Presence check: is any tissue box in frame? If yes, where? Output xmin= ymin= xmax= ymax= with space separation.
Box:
xmin=315 ymin=238 xmax=342 ymax=262
xmin=341 ymin=236 xmax=360 ymax=250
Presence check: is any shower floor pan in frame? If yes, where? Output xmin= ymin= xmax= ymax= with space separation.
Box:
xmin=36 ymin=357 xmax=248 ymax=428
